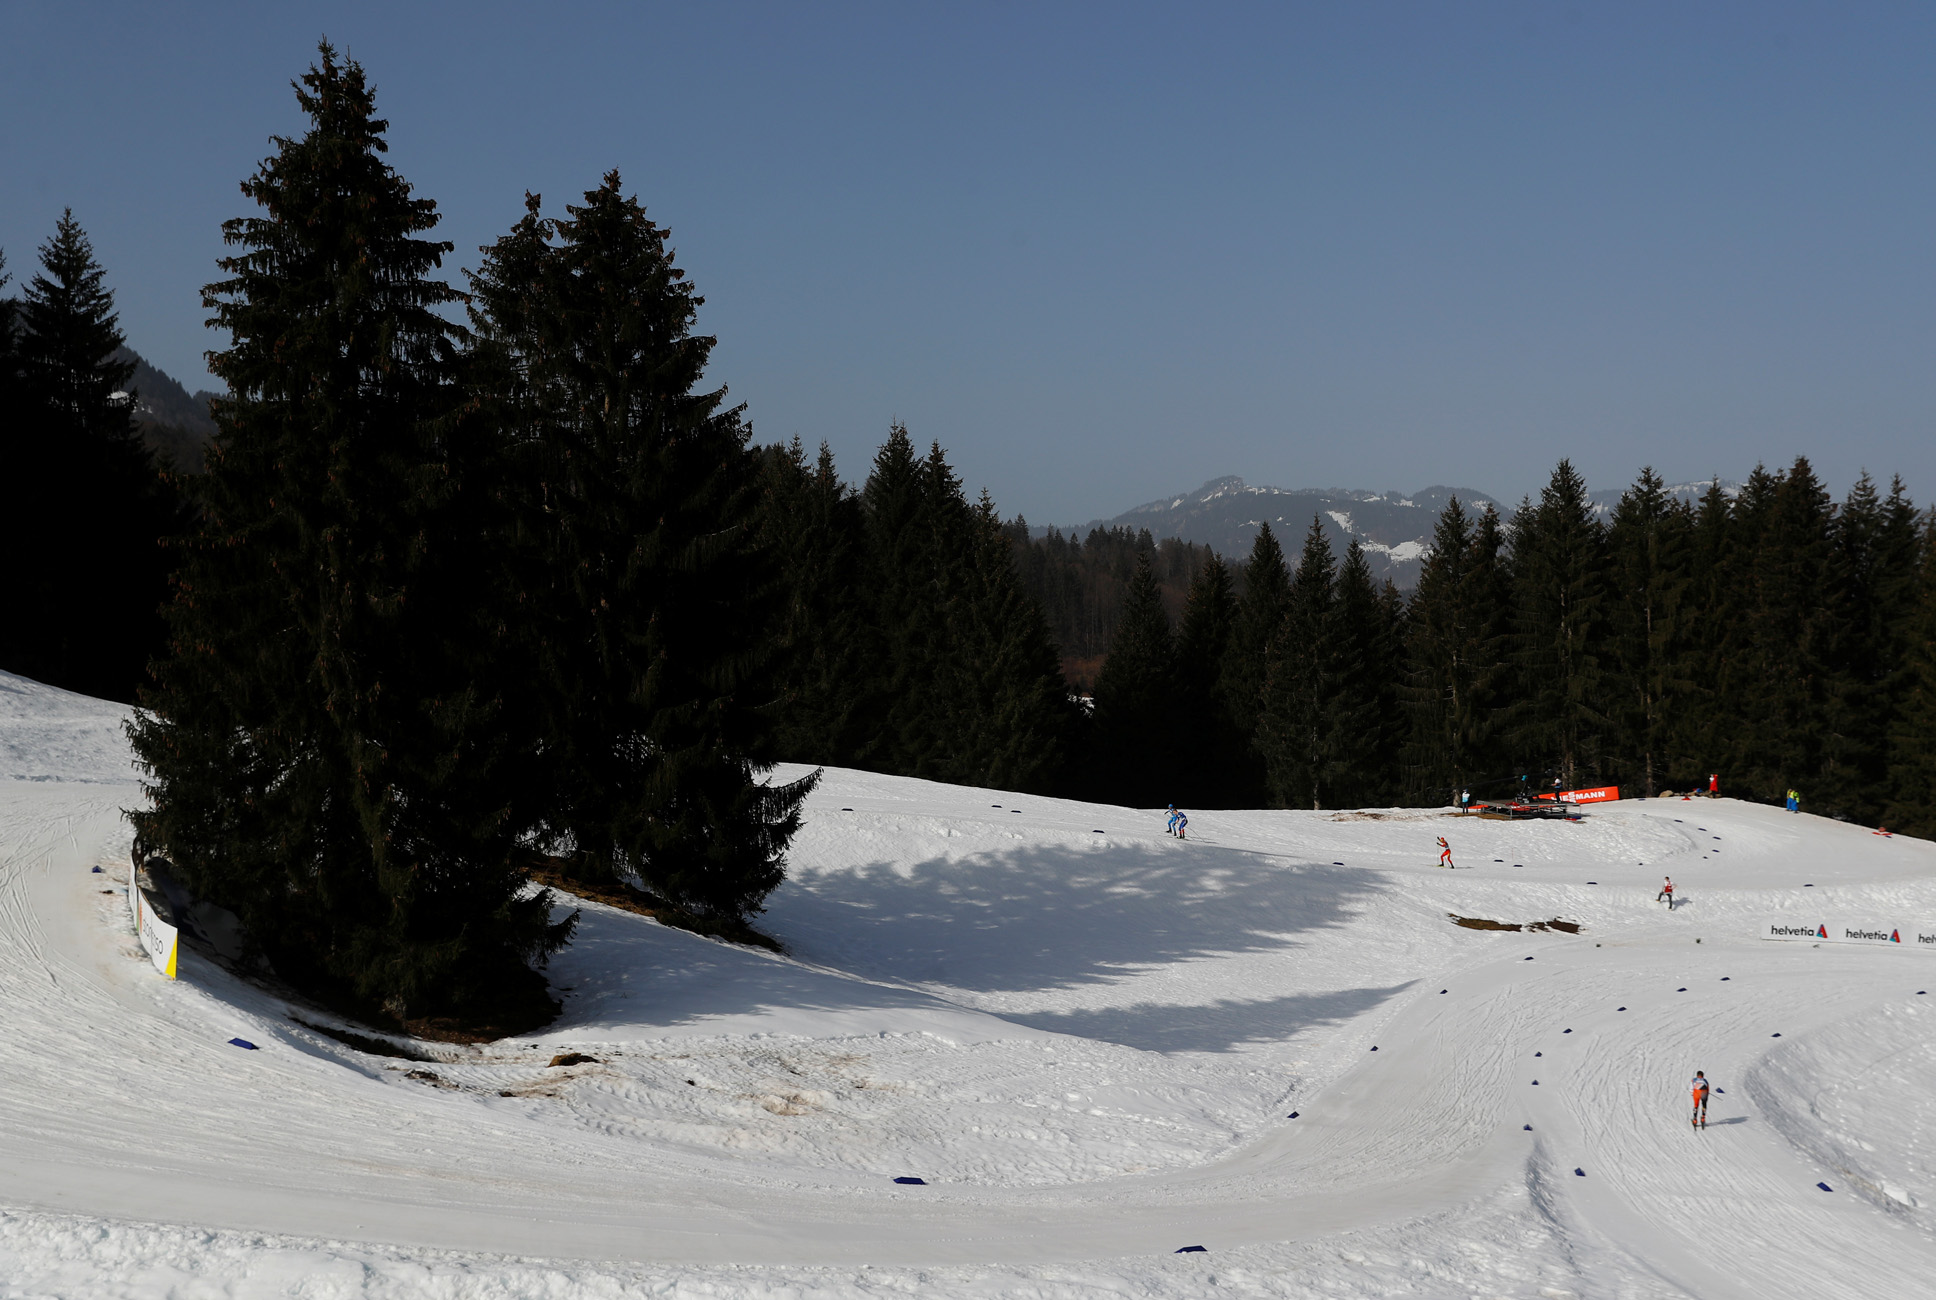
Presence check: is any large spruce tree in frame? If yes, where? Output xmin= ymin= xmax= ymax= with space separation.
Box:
xmin=467 ymin=173 xmax=814 ymax=920
xmin=1260 ymin=517 xmax=1343 ymax=809
xmin=1404 ymin=498 xmax=1509 ymax=802
xmin=1335 ymin=539 xmax=1407 ymax=804
xmin=1172 ymin=553 xmax=1253 ymax=806
xmin=757 ymin=438 xmax=881 ymax=767
xmin=1820 ymin=474 xmax=1920 ymax=822
xmin=131 ymin=47 xmax=568 ymax=1024
xmin=1507 ymin=462 xmax=1607 ymax=791
xmin=1220 ymin=522 xmax=1291 ymax=804
xmin=943 ymin=490 xmax=1076 ymax=792
xmin=1725 ymin=459 xmax=1836 ymax=805
xmin=1091 ymin=546 xmax=1176 ymax=806
xmin=1603 ymin=469 xmax=1692 ymax=798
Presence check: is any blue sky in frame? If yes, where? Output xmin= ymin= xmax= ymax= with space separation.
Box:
xmin=4 ymin=2 xmax=1933 ymax=522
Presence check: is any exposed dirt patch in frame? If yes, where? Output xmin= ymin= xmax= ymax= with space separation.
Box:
xmin=753 ymin=1089 xmax=827 ymax=1116
xmin=548 ymin=1052 xmax=600 ymax=1068
xmin=1450 ymin=914 xmax=1583 ymax=934
xmin=401 ymin=1068 xmax=457 ymax=1089
xmin=294 ymin=1017 xmax=433 ymax=1061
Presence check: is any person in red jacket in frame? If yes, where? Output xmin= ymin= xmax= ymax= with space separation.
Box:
xmin=1708 ymin=773 xmax=1718 ymax=797
xmin=1657 ymin=877 xmax=1674 ymax=907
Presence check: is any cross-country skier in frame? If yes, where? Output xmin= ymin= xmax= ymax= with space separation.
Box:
xmin=1174 ymin=811 xmax=1188 ymax=840
xmin=1166 ymin=804 xmax=1179 ymax=835
xmin=1437 ymin=836 xmax=1454 ymax=869
xmin=1690 ymin=1071 xmax=1711 ymax=1127
xmin=1657 ymin=877 xmax=1674 ymax=907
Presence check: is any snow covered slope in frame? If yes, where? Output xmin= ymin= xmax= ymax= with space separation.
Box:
xmin=1 ymin=668 xmax=1933 ymax=1298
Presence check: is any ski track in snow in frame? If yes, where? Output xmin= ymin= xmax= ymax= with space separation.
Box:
xmin=0 ymin=671 xmax=1933 ymax=1297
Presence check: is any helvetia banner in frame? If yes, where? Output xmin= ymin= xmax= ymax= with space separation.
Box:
xmin=127 ymin=876 xmax=179 ymax=978
xmin=1761 ymin=918 xmax=1936 ymax=949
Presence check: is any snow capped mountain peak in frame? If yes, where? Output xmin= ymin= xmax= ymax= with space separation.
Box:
xmin=1047 ymin=479 xmax=1499 ymax=586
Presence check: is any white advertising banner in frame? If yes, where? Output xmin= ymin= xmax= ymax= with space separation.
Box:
xmin=128 ymin=876 xmax=179 ymax=978
xmin=1761 ymin=917 xmax=1936 ymax=950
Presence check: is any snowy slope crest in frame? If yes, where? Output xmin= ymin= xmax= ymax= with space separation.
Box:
xmin=0 ymin=671 xmax=138 ymax=784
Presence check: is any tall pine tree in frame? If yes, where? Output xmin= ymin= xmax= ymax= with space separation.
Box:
xmin=1091 ymin=546 xmax=1176 ymax=806
xmin=1603 ymin=469 xmax=1692 ymax=798
xmin=1404 ymin=498 xmax=1509 ymax=803
xmin=132 ymin=46 xmax=567 ymax=1024
xmin=756 ymin=439 xmax=880 ymax=767
xmin=1260 ymin=517 xmax=1343 ymax=809
xmin=467 ymin=172 xmax=814 ymax=920
xmin=1507 ymin=462 xmax=1607 ymax=792
xmin=1221 ymin=522 xmax=1290 ymax=805
xmin=1172 ymin=553 xmax=1252 ymax=806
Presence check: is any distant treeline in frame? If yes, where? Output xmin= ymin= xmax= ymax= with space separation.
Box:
xmin=5 ymin=44 xmax=1934 ymax=1032
xmin=1005 ymin=525 xmax=1217 ymax=688
xmin=1085 ymin=461 xmax=1936 ymax=839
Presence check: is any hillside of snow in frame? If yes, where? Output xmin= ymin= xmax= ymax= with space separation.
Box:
xmin=1 ymin=668 xmax=1933 ymax=1298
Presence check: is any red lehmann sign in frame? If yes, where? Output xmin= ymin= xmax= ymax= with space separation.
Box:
xmin=1536 ymin=786 xmax=1621 ymax=804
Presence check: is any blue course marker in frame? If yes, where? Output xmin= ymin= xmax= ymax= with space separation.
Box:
xmin=229 ymin=1038 xmax=258 ymax=1050
xmin=1287 ymin=1111 xmax=1299 ymax=1119
xmin=893 ymin=1176 xmax=927 ymax=1185
xmin=1532 ymin=1079 xmax=1539 ymax=1085
xmin=1370 ymin=1046 xmax=1378 ymax=1051
xmin=1175 ymin=1245 xmax=1207 ymax=1254
xmin=1524 ymin=956 xmax=1534 ymax=961
xmin=91 ymin=866 xmax=103 ymax=874
xmin=1440 ymin=989 xmax=1447 ymax=994
xmin=1563 ymin=1028 xmax=1572 ymax=1033
xmin=1678 ymin=987 xmax=1687 ymax=992
xmin=1333 ymin=861 xmax=1344 ymax=866
xmin=1818 ymin=1182 xmax=1833 ymax=1192
xmin=1523 ymin=1124 xmax=1533 ymax=1131
xmin=1574 ymin=1168 xmax=1586 ymax=1177
xmin=1772 ymin=1033 xmax=1782 ymax=1038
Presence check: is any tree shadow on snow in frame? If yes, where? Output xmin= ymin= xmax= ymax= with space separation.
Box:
xmin=764 ymin=840 xmax=1386 ymax=998
xmin=1006 ymin=984 xmax=1413 ymax=1054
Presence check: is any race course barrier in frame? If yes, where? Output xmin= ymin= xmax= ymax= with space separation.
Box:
xmin=1536 ymin=786 xmax=1621 ymax=804
xmin=128 ymin=873 xmax=179 ymax=978
xmin=1762 ymin=918 xmax=1936 ymax=949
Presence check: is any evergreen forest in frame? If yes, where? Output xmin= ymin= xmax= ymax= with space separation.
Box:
xmin=5 ymin=46 xmax=1936 ymax=1028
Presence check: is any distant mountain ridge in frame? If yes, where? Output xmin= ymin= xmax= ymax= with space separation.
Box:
xmin=108 ymin=347 xmax=219 ymax=472
xmin=1043 ymin=474 xmax=1739 ymax=588
xmin=1040 ymin=476 xmax=1501 ymax=588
